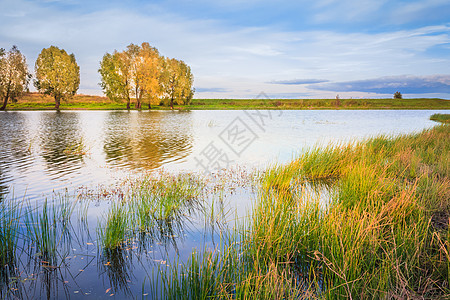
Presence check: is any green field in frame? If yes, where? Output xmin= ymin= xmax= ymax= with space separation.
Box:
xmin=6 ymin=93 xmax=450 ymax=110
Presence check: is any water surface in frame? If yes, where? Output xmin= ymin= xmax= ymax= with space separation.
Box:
xmin=0 ymin=110 xmax=446 ymax=199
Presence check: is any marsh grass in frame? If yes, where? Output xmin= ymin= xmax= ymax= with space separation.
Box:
xmin=256 ymin=124 xmax=450 ymax=298
xmin=63 ymin=138 xmax=89 ymax=156
xmin=98 ymin=172 xmax=206 ymax=251
xmin=24 ymin=197 xmax=75 ymax=266
xmin=156 ymin=124 xmax=449 ymax=299
xmin=0 ymin=198 xmax=23 ymax=268
xmin=2 ymin=124 xmax=448 ymax=298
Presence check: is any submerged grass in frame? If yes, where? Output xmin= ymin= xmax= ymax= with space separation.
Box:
xmin=24 ymin=196 xmax=76 ymax=265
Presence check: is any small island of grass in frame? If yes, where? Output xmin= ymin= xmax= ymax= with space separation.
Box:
xmin=430 ymin=113 xmax=450 ymax=123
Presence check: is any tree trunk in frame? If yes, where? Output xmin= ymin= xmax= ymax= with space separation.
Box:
xmin=126 ymin=97 xmax=131 ymax=110
xmin=54 ymin=95 xmax=61 ymax=110
xmin=0 ymin=97 xmax=7 ymax=111
xmin=135 ymin=97 xmax=141 ymax=109
xmin=1 ymin=84 xmax=11 ymax=111
xmin=148 ymin=102 xmax=152 ymax=109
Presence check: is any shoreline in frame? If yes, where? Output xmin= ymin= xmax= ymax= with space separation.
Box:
xmin=3 ymin=93 xmax=449 ymax=111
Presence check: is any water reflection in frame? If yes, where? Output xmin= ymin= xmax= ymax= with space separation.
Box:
xmin=0 ymin=110 xmax=444 ymax=201
xmin=103 ymin=111 xmax=193 ymax=170
xmin=38 ymin=112 xmax=85 ymax=179
xmin=0 ymin=112 xmax=33 ymax=197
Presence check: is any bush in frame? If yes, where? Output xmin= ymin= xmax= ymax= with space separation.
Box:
xmin=394 ymin=91 xmax=402 ymax=99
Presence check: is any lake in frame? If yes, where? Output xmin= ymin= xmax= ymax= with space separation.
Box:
xmin=0 ymin=109 xmax=446 ymax=299
xmin=0 ymin=110 xmax=445 ymax=200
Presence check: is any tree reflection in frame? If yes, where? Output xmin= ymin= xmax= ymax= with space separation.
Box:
xmin=103 ymin=111 xmax=193 ymax=170
xmin=38 ymin=112 xmax=85 ymax=176
xmin=0 ymin=112 xmax=34 ymax=198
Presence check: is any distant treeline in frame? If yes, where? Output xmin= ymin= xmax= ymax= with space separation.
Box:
xmin=0 ymin=43 xmax=194 ymax=110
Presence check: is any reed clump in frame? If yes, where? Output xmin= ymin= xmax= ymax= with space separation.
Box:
xmin=255 ymin=124 xmax=450 ymax=298
xmin=98 ymin=172 xmax=205 ymax=251
xmin=0 ymin=198 xmax=22 ymax=270
xmin=158 ymin=124 xmax=449 ymax=299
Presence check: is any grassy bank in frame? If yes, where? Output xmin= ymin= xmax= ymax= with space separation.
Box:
xmin=157 ymin=124 xmax=450 ymax=299
xmin=189 ymin=98 xmax=450 ymax=110
xmin=6 ymin=93 xmax=450 ymax=110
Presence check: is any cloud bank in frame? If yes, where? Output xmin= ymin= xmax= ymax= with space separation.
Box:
xmin=309 ymin=75 xmax=450 ymax=94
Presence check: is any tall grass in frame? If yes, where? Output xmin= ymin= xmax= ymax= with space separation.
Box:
xmin=98 ymin=172 xmax=205 ymax=251
xmin=156 ymin=124 xmax=449 ymax=298
xmin=24 ymin=197 xmax=75 ymax=265
xmin=0 ymin=197 xmax=23 ymax=272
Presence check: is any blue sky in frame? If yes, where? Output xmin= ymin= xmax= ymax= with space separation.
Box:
xmin=1 ymin=0 xmax=449 ymax=99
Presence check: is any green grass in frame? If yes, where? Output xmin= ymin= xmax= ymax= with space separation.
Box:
xmin=6 ymin=93 xmax=450 ymax=110
xmin=0 ymin=198 xmax=23 ymax=268
xmin=430 ymin=113 xmax=450 ymax=123
xmin=98 ymin=172 xmax=205 ymax=251
xmin=187 ymin=98 xmax=450 ymax=110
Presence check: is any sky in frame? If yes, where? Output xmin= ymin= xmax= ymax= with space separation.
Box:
xmin=1 ymin=0 xmax=450 ymax=99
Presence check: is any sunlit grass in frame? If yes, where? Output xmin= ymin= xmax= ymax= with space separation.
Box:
xmin=156 ymin=124 xmax=450 ymax=299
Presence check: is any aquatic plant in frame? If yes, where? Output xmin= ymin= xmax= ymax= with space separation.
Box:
xmin=0 ymin=197 xmax=23 ymax=268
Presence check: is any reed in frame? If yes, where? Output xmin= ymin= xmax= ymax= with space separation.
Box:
xmin=24 ymin=198 xmax=73 ymax=265
xmin=98 ymin=201 xmax=129 ymax=250
xmin=99 ymin=172 xmax=206 ymax=251
xmin=0 ymin=197 xmax=23 ymax=268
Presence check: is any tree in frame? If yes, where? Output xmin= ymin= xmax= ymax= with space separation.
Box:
xmin=99 ymin=43 xmax=194 ymax=109
xmin=34 ymin=46 xmax=80 ymax=109
xmin=177 ymin=60 xmax=194 ymax=105
xmin=0 ymin=46 xmax=30 ymax=110
xmin=394 ymin=91 xmax=402 ymax=99
xmin=99 ymin=43 xmax=163 ymax=109
xmin=99 ymin=51 xmax=133 ymax=109
xmin=160 ymin=58 xmax=180 ymax=110
xmin=160 ymin=58 xmax=195 ymax=109
xmin=138 ymin=43 xmax=163 ymax=109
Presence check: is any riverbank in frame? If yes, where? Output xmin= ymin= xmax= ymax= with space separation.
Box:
xmin=6 ymin=93 xmax=450 ymax=110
